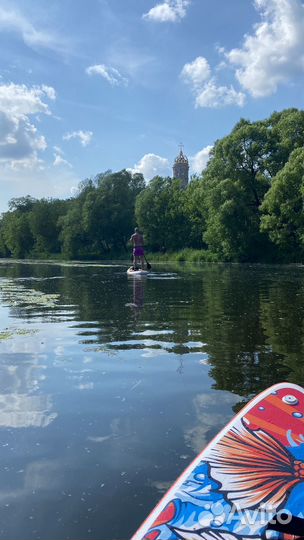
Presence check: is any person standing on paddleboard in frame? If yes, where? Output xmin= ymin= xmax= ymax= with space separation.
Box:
xmin=130 ymin=228 xmax=145 ymax=270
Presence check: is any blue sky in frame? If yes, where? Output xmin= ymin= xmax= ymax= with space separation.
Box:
xmin=1 ymin=0 xmax=304 ymax=212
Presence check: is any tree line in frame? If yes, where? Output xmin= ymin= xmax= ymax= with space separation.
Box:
xmin=1 ymin=107 xmax=304 ymax=262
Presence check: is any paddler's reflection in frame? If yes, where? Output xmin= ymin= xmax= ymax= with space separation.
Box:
xmin=132 ymin=277 xmax=144 ymax=309
xmin=126 ymin=276 xmax=146 ymax=312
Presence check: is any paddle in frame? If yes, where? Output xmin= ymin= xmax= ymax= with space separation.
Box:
xmin=144 ymin=255 xmax=152 ymax=271
xmin=266 ymin=513 xmax=304 ymax=537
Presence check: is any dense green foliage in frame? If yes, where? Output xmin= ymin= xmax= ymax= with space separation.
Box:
xmin=1 ymin=108 xmax=304 ymax=262
xmin=261 ymin=147 xmax=304 ymax=258
xmin=0 ymin=170 xmax=144 ymax=259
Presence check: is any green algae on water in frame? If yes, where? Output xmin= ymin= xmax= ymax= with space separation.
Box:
xmin=0 ymin=279 xmax=60 ymax=308
xmin=0 ymin=327 xmax=39 ymax=341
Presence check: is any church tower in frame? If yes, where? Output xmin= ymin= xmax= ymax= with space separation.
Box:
xmin=173 ymin=145 xmax=189 ymax=188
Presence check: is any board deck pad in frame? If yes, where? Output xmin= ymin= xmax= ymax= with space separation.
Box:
xmin=132 ymin=383 xmax=304 ymax=540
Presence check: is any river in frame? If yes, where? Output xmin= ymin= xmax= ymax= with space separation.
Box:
xmin=0 ymin=260 xmax=303 ymax=539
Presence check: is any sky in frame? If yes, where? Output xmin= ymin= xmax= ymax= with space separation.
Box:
xmin=1 ymin=0 xmax=304 ymax=213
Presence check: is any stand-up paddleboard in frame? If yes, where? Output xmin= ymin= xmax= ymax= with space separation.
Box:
xmin=132 ymin=382 xmax=304 ymax=540
xmin=127 ymin=267 xmax=150 ymax=276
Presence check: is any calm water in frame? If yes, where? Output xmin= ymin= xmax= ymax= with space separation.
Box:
xmin=0 ymin=260 xmax=304 ymax=540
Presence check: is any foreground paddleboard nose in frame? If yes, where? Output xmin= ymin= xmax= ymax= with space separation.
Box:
xmin=132 ymin=383 xmax=304 ymax=540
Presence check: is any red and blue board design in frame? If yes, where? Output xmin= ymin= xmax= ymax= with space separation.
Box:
xmin=132 ymin=383 xmax=304 ymax=540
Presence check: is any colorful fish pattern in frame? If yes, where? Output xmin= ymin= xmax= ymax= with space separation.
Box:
xmin=132 ymin=384 xmax=304 ymax=540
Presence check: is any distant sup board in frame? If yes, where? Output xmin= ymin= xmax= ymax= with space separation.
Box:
xmin=127 ymin=267 xmax=150 ymax=276
xmin=132 ymin=382 xmax=304 ymax=540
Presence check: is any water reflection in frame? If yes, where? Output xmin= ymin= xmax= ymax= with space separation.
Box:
xmin=0 ymin=261 xmax=304 ymax=538
xmin=1 ymin=261 xmax=303 ymax=399
xmin=1 ymin=262 xmax=304 ymax=394
xmin=190 ymin=265 xmax=294 ymax=401
xmin=126 ymin=276 xmax=145 ymax=313
xmin=0 ymin=392 xmax=56 ymax=428
xmin=184 ymin=392 xmax=239 ymax=454
xmin=0 ymin=353 xmax=57 ymax=428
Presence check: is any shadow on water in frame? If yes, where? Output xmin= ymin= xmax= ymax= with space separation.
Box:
xmin=0 ymin=260 xmax=304 ymax=538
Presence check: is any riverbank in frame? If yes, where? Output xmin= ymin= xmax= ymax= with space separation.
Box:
xmin=0 ymin=247 xmax=301 ymax=264
xmin=148 ymin=248 xmax=219 ymax=263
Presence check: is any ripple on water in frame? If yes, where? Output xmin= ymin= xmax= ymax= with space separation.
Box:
xmin=147 ymin=273 xmax=180 ymax=280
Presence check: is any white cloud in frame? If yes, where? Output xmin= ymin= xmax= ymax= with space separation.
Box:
xmin=0 ymin=6 xmax=66 ymax=54
xmin=108 ymin=47 xmax=155 ymax=80
xmin=53 ymin=146 xmax=72 ymax=168
xmin=180 ymin=56 xmax=211 ymax=88
xmin=143 ymin=0 xmax=190 ymax=22
xmin=41 ymin=85 xmax=56 ymax=100
xmin=0 ymin=83 xmax=55 ymax=117
xmin=0 ymin=163 xmax=81 ymax=213
xmin=226 ymin=0 xmax=304 ymax=97
xmin=63 ymin=130 xmax=93 ymax=147
xmin=129 ymin=153 xmax=170 ymax=180
xmin=190 ymin=145 xmax=213 ymax=175
xmin=9 ymin=154 xmax=45 ymax=171
xmin=86 ymin=64 xmax=128 ymax=86
xmin=53 ymin=155 xmax=71 ymax=168
xmin=195 ymin=80 xmax=246 ymax=108
xmin=0 ymin=83 xmax=55 ymax=167
xmin=53 ymin=145 xmax=63 ymax=155
xmin=181 ymin=0 xmax=304 ymax=106
xmin=180 ymin=56 xmax=245 ymax=108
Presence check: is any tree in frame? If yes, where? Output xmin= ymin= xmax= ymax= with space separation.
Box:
xmin=1 ymin=108 xmax=304 ymax=262
xmin=0 ymin=225 xmax=8 ymax=257
xmin=204 ymin=120 xmax=273 ymax=202
xmin=1 ymin=211 xmax=34 ymax=258
xmin=90 ymin=170 xmax=145 ymax=252
xmin=203 ymin=179 xmax=260 ymax=261
xmin=201 ymin=117 xmax=284 ymax=260
xmin=266 ymin=108 xmax=304 ymax=174
xmin=29 ymin=199 xmax=67 ymax=256
xmin=135 ymin=177 xmax=192 ymax=251
xmin=60 ymin=169 xmax=145 ymax=258
xmin=184 ymin=179 xmax=208 ymax=249
xmin=59 ymin=200 xmax=88 ymax=259
xmin=8 ymin=195 xmax=37 ymax=213
xmin=260 ymin=147 xmax=304 ymax=258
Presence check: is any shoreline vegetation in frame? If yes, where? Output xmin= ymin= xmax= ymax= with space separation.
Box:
xmin=1 ymin=108 xmax=304 ymax=264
